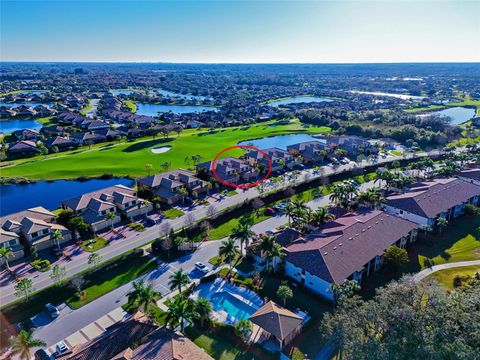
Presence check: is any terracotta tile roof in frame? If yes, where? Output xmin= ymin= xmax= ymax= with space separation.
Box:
xmin=62 ymin=185 xmax=135 ymax=211
xmin=283 ymin=209 xmax=417 ymax=284
xmin=0 ymin=207 xmax=55 ymax=229
xmin=458 ymin=168 xmax=480 ymax=183
xmin=386 ymin=177 xmax=480 ymax=218
xmin=249 ymin=301 xmax=303 ymax=341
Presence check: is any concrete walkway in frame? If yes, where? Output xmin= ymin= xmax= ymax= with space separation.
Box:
xmin=412 ymin=260 xmax=480 ymax=282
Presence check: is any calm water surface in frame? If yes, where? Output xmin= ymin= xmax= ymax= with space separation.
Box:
xmin=268 ymin=96 xmax=333 ymax=107
xmin=239 ymin=133 xmax=326 ymax=150
xmin=0 ymin=119 xmax=43 ymax=133
xmin=136 ymin=103 xmax=218 ymax=116
xmin=428 ymin=107 xmax=476 ymax=125
xmin=0 ymin=178 xmax=134 ymax=216
xmin=0 ymin=102 xmax=54 ymax=108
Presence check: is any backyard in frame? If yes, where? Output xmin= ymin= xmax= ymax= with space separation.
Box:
xmin=0 ymin=120 xmax=330 ymax=181
xmin=428 ymin=265 xmax=480 ymax=290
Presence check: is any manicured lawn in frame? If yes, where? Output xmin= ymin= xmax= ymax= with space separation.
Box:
xmin=413 ymin=215 xmax=480 ymax=270
xmin=80 ymin=237 xmax=108 ymax=252
xmin=184 ymin=325 xmax=277 ymax=360
xmin=405 ymin=95 xmax=480 ymax=116
xmin=0 ymin=120 xmax=330 ymax=180
xmin=79 ymin=101 xmax=93 ymax=115
xmin=405 ymin=105 xmax=446 ymax=113
xmin=225 ymin=190 xmax=238 ymax=197
xmin=389 ymin=150 xmax=402 ymax=156
xmin=67 ymin=256 xmax=157 ymax=309
xmin=163 ymin=208 xmax=185 ymax=219
xmin=207 ymin=211 xmax=272 ymax=240
xmin=428 ymin=265 xmax=480 ymax=290
xmin=123 ymin=99 xmax=136 ymax=112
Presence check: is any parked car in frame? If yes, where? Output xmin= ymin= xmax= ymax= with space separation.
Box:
xmin=146 ymin=217 xmax=156 ymax=226
xmin=264 ymin=207 xmax=275 ymax=215
xmin=340 ymin=158 xmax=349 ymax=165
xmin=45 ymin=303 xmax=60 ymax=318
xmin=34 ymin=349 xmax=53 ymax=360
xmin=273 ymin=202 xmax=287 ymax=212
xmin=194 ymin=262 xmax=210 ymax=274
xmin=265 ymin=230 xmax=275 ymax=236
xmin=55 ymin=341 xmax=69 ymax=355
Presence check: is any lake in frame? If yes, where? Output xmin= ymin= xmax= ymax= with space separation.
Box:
xmin=268 ymin=96 xmax=333 ymax=107
xmin=136 ymin=103 xmax=219 ymax=116
xmin=0 ymin=102 xmax=54 ymax=108
xmin=239 ymin=133 xmax=326 ymax=150
xmin=0 ymin=178 xmax=134 ymax=216
xmin=0 ymin=118 xmax=43 ymax=133
xmin=111 ymin=89 xmax=140 ymax=96
xmin=154 ymin=89 xmax=210 ymax=100
xmin=350 ymin=90 xmax=425 ymax=100
xmin=424 ymin=106 xmax=476 ymax=125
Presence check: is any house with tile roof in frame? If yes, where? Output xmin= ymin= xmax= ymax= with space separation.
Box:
xmin=384 ymin=177 xmax=480 ymax=227
xmin=8 ymin=140 xmax=40 ymax=156
xmin=286 ymin=141 xmax=329 ymax=164
xmin=62 ymin=185 xmax=152 ymax=232
xmin=0 ymin=229 xmax=25 ymax=263
xmin=457 ymin=167 xmax=480 ymax=186
xmin=56 ymin=312 xmax=213 ymax=360
xmin=0 ymin=206 xmax=71 ymax=252
xmin=44 ymin=136 xmax=77 ymax=151
xmin=197 ymin=157 xmax=256 ymax=184
xmin=278 ymin=209 xmax=418 ymax=301
xmin=13 ymin=128 xmax=40 ymax=141
xmin=138 ymin=169 xmax=208 ymax=204
xmin=244 ymin=147 xmax=297 ymax=172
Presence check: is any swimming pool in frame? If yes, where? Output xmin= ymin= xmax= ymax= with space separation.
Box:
xmin=210 ymin=291 xmax=256 ymax=321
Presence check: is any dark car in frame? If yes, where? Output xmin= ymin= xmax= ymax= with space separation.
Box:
xmin=50 ymin=247 xmax=62 ymax=257
xmin=34 ymin=349 xmax=52 ymax=360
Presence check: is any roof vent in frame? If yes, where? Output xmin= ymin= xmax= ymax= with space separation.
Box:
xmin=368 ymin=225 xmax=371 ymax=228
xmin=348 ymin=237 xmax=353 ymax=240
xmin=333 ymin=247 xmax=337 ymax=250
xmin=324 ymin=252 xmax=328 ymax=255
xmin=339 ymin=243 xmax=343 ymax=246
xmin=362 ymin=229 xmax=366 ymax=232
xmin=380 ymin=218 xmax=384 ymax=221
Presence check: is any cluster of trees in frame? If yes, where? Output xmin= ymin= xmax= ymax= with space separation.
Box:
xmin=322 ymin=277 xmax=480 ymax=359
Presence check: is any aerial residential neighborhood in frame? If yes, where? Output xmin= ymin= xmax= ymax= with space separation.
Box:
xmin=1 ymin=1 xmax=479 ymax=360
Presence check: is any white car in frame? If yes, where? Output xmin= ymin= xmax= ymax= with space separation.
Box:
xmin=45 ymin=303 xmax=59 ymax=318
xmin=195 ymin=262 xmax=210 ymax=274
xmin=55 ymin=341 xmax=69 ymax=355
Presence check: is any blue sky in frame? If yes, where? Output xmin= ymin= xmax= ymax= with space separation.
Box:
xmin=1 ymin=0 xmax=479 ymax=63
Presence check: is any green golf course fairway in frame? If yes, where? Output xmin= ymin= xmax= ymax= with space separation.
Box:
xmin=0 ymin=120 xmax=330 ymax=181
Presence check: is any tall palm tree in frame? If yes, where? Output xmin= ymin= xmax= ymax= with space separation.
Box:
xmin=436 ymin=217 xmax=448 ymax=234
xmin=218 ymin=238 xmax=239 ymax=273
xmin=285 ymin=199 xmax=296 ymax=227
xmin=140 ymin=199 xmax=150 ymax=218
xmin=230 ymin=222 xmax=255 ymax=256
xmin=127 ymin=279 xmax=161 ymax=312
xmin=165 ymin=297 xmax=196 ymax=331
xmin=358 ymin=188 xmax=386 ymax=209
xmin=9 ymin=330 xmax=46 ymax=360
xmin=195 ymin=298 xmax=212 ymax=328
xmin=51 ymin=229 xmax=63 ymax=252
xmin=168 ymin=269 xmax=190 ymax=294
xmin=105 ymin=211 xmax=116 ymax=230
xmin=256 ymin=235 xmax=283 ymax=271
xmin=310 ymin=206 xmax=334 ymax=226
xmin=0 ymin=247 xmax=13 ymax=269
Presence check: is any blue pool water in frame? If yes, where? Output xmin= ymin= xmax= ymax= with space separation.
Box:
xmin=239 ymin=133 xmax=326 ymax=150
xmin=210 ymin=292 xmax=256 ymax=321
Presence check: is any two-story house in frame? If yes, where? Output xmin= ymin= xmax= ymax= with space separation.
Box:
xmin=384 ymin=177 xmax=480 ymax=227
xmin=286 ymin=141 xmax=329 ymax=164
xmin=0 ymin=206 xmax=71 ymax=253
xmin=244 ymin=147 xmax=297 ymax=172
xmin=197 ymin=157 xmax=256 ymax=184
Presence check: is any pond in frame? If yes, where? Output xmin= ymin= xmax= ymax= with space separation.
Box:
xmin=0 ymin=118 xmax=43 ymax=133
xmin=426 ymin=106 xmax=476 ymax=125
xmin=136 ymin=103 xmax=219 ymax=116
xmin=350 ymin=90 xmax=425 ymax=100
xmin=0 ymin=102 xmax=54 ymax=108
xmin=268 ymin=96 xmax=333 ymax=107
xmin=153 ymin=89 xmax=211 ymax=100
xmin=239 ymin=133 xmax=326 ymax=150
xmin=0 ymin=178 xmax=134 ymax=216
xmin=110 ymin=89 xmax=141 ymax=96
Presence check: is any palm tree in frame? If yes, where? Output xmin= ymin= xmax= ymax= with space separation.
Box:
xmin=165 ymin=297 xmax=195 ymax=331
xmin=178 ymin=187 xmax=187 ymax=203
xmin=277 ymin=284 xmax=293 ymax=306
xmin=235 ymin=319 xmax=252 ymax=341
xmin=218 ymin=238 xmax=239 ymax=273
xmin=195 ymin=298 xmax=212 ymax=328
xmin=51 ymin=229 xmax=63 ymax=252
xmin=256 ymin=235 xmax=283 ymax=271
xmin=168 ymin=269 xmax=190 ymax=294
xmin=285 ymin=199 xmax=296 ymax=227
xmin=140 ymin=199 xmax=150 ymax=218
xmin=310 ymin=206 xmax=334 ymax=226
xmin=0 ymin=247 xmax=13 ymax=269
xmin=230 ymin=222 xmax=255 ymax=256
xmin=145 ymin=163 xmax=154 ymax=176
xmin=436 ymin=217 xmax=448 ymax=234
xmin=127 ymin=279 xmax=161 ymax=312
xmin=9 ymin=330 xmax=46 ymax=360
xmin=358 ymin=188 xmax=386 ymax=209
xmin=105 ymin=211 xmax=116 ymax=230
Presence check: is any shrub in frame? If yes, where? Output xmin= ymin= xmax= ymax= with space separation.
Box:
xmin=464 ymin=203 xmax=480 ymax=216
xmin=453 ymin=275 xmax=463 ymax=288
xmin=31 ymin=259 xmax=51 ymax=272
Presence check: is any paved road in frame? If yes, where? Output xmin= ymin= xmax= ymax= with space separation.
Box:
xmin=412 ymin=260 xmax=480 ymax=283
xmin=1 ymin=147 xmax=448 ymax=306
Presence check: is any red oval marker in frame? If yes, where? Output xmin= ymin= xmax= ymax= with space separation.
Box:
xmin=211 ymin=145 xmax=272 ymax=189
